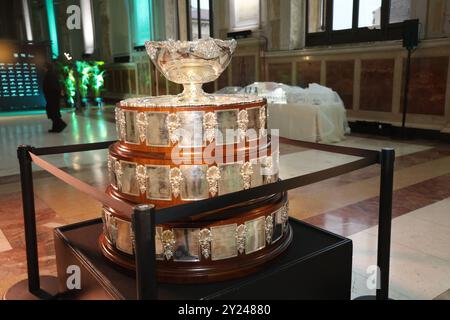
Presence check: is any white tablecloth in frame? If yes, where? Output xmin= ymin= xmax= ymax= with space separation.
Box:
xmin=268 ymin=102 xmax=349 ymax=143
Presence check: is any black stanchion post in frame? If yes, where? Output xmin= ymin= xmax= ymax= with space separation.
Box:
xmin=132 ymin=204 xmax=157 ymax=300
xmin=376 ymin=148 xmax=395 ymax=300
xmin=17 ymin=145 xmax=40 ymax=293
xmin=401 ymin=48 xmax=412 ymax=138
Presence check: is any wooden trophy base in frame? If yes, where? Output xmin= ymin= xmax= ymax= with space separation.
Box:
xmin=54 ymin=218 xmax=353 ymax=300
xmin=3 ymin=276 xmax=60 ymax=300
xmin=99 ymin=225 xmax=293 ymax=284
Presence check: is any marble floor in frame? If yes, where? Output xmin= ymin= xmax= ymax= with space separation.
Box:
xmin=0 ymin=106 xmax=449 ymax=299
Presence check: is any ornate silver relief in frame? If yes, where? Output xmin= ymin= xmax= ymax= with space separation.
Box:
xmin=136 ymin=165 xmax=147 ymax=194
xmin=265 ymin=215 xmax=274 ymax=244
xmin=199 ymin=228 xmax=212 ymax=259
xmin=281 ymin=202 xmax=289 ymax=231
xmin=108 ymin=216 xmax=118 ymax=245
xmin=115 ymin=108 xmax=126 ymax=140
xmin=262 ymin=155 xmax=273 ymax=170
xmin=136 ymin=112 xmax=148 ymax=143
xmin=237 ymin=109 xmax=249 ymax=141
xmin=161 ymin=230 xmax=176 ymax=260
xmin=101 ymin=211 xmax=107 ymax=236
xmin=167 ymin=113 xmax=181 ymax=144
xmin=240 ymin=162 xmax=253 ymax=190
xmin=102 ymin=210 xmax=114 ymax=244
xmin=107 ymin=155 xmax=115 ymax=182
xmin=130 ymin=224 xmax=135 ymax=254
xmin=106 ymin=201 xmax=287 ymax=262
xmin=262 ymin=156 xmax=274 ymax=183
xmin=236 ymin=224 xmax=247 ymax=254
xmin=169 ymin=167 xmax=184 ymax=198
xmin=206 ymin=166 xmax=221 ymax=197
xmin=203 ymin=112 xmax=218 ymax=143
xmin=114 ymin=107 xmax=119 ymax=134
xmin=114 ymin=161 xmax=123 ymax=190
xmin=259 ymin=106 xmax=267 ymax=137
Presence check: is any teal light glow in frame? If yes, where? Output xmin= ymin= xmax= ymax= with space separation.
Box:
xmin=45 ymin=0 xmax=59 ymax=58
xmin=0 ymin=109 xmax=71 ymax=118
xmin=133 ymin=0 xmax=154 ymax=46
xmin=0 ymin=110 xmax=46 ymax=117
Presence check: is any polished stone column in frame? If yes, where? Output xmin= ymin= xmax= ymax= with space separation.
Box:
xmin=280 ymin=0 xmax=305 ymax=50
xmin=107 ymin=0 xmax=131 ymax=58
xmin=163 ymin=0 xmax=178 ymax=40
xmin=98 ymin=0 xmax=112 ymax=62
xmin=213 ymin=0 xmax=229 ymax=39
xmin=426 ymin=0 xmax=448 ymax=38
xmin=177 ymin=0 xmax=188 ymax=41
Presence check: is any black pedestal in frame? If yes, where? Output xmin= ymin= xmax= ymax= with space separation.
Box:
xmin=54 ymin=218 xmax=352 ymax=300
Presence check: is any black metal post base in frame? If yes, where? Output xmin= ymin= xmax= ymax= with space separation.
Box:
xmin=3 ymin=276 xmax=60 ymax=300
xmin=354 ymin=295 xmax=394 ymax=300
xmin=400 ymin=47 xmax=413 ymax=140
xmin=353 ymin=149 xmax=395 ymax=301
xmin=398 ymin=127 xmax=414 ymax=141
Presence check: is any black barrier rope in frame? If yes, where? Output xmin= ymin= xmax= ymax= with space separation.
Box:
xmin=29 ymin=141 xmax=379 ymax=223
xmin=29 ymin=151 xmax=134 ymax=216
xmin=14 ymin=140 xmax=394 ymax=301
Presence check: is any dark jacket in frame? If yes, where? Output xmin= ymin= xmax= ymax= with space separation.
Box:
xmin=43 ymin=69 xmax=61 ymax=119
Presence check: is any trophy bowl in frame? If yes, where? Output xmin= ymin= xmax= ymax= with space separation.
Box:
xmin=145 ymin=38 xmax=237 ymax=102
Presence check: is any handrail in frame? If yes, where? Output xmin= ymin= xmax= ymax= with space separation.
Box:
xmin=16 ymin=139 xmax=389 ymax=301
xmin=27 ymin=140 xmax=379 ymax=223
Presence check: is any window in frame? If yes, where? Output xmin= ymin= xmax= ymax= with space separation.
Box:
xmin=130 ymin=0 xmax=154 ymax=48
xmin=308 ymin=0 xmax=326 ymax=33
xmin=306 ymin=0 xmax=412 ymax=46
xmin=389 ymin=0 xmax=411 ymax=23
xmin=333 ymin=0 xmax=353 ymax=30
xmin=230 ymin=0 xmax=260 ymax=31
xmin=187 ymin=0 xmax=213 ymax=40
xmin=358 ymin=0 xmax=382 ymax=28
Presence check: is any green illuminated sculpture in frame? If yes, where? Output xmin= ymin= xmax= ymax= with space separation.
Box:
xmin=90 ymin=61 xmax=105 ymax=105
xmin=57 ymin=60 xmax=105 ymax=108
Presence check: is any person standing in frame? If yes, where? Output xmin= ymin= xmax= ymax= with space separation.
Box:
xmin=43 ymin=62 xmax=67 ymax=133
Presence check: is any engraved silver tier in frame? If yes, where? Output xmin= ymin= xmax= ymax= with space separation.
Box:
xmin=115 ymin=102 xmax=268 ymax=147
xmin=102 ymin=201 xmax=289 ymax=261
xmin=108 ymin=154 xmax=279 ymax=201
xmin=119 ymin=94 xmax=264 ymax=108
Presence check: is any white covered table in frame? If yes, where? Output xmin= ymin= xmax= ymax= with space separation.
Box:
xmin=218 ymin=83 xmax=350 ymax=143
xmin=268 ymin=102 xmax=348 ymax=143
xmin=240 ymin=82 xmax=349 ymax=143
